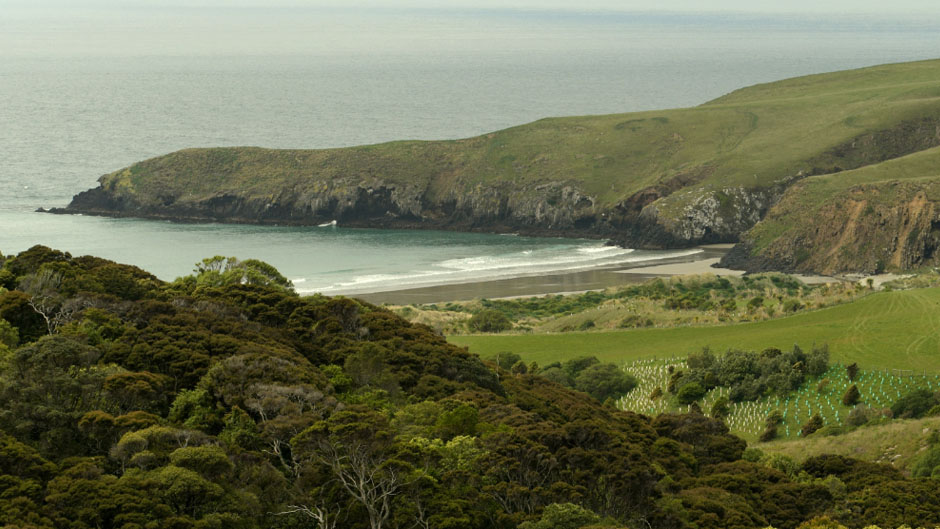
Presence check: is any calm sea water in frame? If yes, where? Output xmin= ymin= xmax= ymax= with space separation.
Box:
xmin=2 ymin=9 xmax=939 ymax=293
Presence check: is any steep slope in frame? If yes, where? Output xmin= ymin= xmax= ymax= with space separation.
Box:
xmin=723 ymin=145 xmax=940 ymax=274
xmin=55 ymin=59 xmax=940 ymax=250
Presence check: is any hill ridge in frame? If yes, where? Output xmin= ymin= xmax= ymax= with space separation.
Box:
xmin=52 ymin=58 xmax=940 ymax=271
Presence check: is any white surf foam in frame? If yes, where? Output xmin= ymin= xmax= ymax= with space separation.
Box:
xmin=295 ymin=243 xmax=704 ymax=296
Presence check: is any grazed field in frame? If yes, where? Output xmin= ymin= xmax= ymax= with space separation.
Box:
xmin=450 ymin=287 xmax=940 ymax=371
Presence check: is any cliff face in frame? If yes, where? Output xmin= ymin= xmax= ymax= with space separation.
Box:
xmin=65 ymin=176 xmax=607 ymax=237
xmin=722 ymin=181 xmax=940 ymax=275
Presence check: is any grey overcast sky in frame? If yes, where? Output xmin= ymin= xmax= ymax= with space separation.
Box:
xmin=3 ymin=0 xmax=940 ymax=13
xmin=4 ymin=0 xmax=939 ymax=57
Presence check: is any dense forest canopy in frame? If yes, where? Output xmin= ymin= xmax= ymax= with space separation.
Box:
xmin=0 ymin=245 xmax=937 ymax=529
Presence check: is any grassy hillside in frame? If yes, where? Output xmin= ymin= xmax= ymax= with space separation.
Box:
xmin=760 ymin=416 xmax=940 ymax=471
xmin=111 ymin=59 xmax=940 ymax=202
xmin=66 ymin=59 xmax=940 ymax=252
xmin=449 ymin=286 xmax=940 ymax=371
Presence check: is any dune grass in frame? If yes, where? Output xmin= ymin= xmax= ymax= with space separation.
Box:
xmin=449 ymin=286 xmax=940 ymax=372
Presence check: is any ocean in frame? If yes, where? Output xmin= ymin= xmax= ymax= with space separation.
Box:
xmin=3 ymin=7 xmax=939 ymax=295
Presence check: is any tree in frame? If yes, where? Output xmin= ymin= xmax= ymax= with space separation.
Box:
xmin=518 ymin=502 xmax=602 ymax=529
xmin=17 ymin=269 xmax=67 ymax=334
xmin=276 ymin=503 xmax=341 ymax=529
xmin=0 ymin=291 xmax=46 ymax=343
xmin=494 ymin=352 xmax=522 ymax=372
xmin=574 ymin=363 xmax=637 ymax=402
xmin=187 ymin=256 xmax=294 ymax=292
xmin=846 ymin=363 xmax=859 ymax=382
xmin=842 ymin=384 xmax=860 ymax=407
xmin=563 ymin=355 xmax=601 ymax=379
xmin=0 ymin=318 xmax=18 ymax=349
xmin=0 ymin=335 xmax=112 ymax=456
xmin=297 ymin=436 xmax=403 ymax=529
xmin=800 ymin=414 xmax=824 ymax=437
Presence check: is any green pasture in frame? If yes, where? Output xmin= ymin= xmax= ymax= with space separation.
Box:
xmin=449 ymin=287 xmax=940 ymax=371
xmin=107 ymin=59 xmax=940 ymax=211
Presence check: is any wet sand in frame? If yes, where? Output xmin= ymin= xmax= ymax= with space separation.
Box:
xmin=355 ymin=245 xmax=733 ymax=305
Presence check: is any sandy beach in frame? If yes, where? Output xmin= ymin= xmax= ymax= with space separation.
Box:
xmin=356 ymin=244 xmax=735 ymax=305
xmin=353 ymin=243 xmax=855 ymax=305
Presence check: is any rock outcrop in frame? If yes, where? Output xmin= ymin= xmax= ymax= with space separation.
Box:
xmin=721 ymin=180 xmax=940 ymax=275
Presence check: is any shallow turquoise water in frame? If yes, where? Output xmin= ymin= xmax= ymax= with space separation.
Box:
xmin=0 ymin=210 xmax=700 ymax=293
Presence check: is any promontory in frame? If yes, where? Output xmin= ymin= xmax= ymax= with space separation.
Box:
xmin=54 ymin=59 xmax=940 ymax=275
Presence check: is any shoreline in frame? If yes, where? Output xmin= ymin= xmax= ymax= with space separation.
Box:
xmin=354 ymin=244 xmax=737 ymax=305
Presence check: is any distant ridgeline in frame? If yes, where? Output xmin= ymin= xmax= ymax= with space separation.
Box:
xmin=0 ymin=245 xmax=939 ymax=527
xmin=54 ymin=59 xmax=940 ymax=275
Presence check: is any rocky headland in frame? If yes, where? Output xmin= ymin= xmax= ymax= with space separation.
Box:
xmin=52 ymin=59 xmax=940 ymax=274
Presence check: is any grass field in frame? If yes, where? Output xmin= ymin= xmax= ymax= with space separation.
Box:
xmin=449 ymin=287 xmax=940 ymax=372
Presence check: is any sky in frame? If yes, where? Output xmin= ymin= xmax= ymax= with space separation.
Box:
xmin=2 ymin=0 xmax=940 ymax=14
xmin=2 ymin=0 xmax=938 ymax=57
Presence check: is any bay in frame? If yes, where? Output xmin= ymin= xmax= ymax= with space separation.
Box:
xmin=3 ymin=9 xmax=939 ymax=294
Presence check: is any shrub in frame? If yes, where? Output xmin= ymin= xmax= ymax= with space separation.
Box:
xmin=747 ymin=296 xmax=765 ymax=311
xmin=673 ymin=344 xmax=829 ymax=404
xmin=517 ymin=503 xmax=601 ymax=529
xmin=911 ymin=445 xmax=940 ymax=477
xmin=766 ymin=410 xmax=784 ymax=429
xmin=618 ymin=315 xmax=653 ymax=328
xmin=847 ymin=405 xmax=875 ymax=427
xmin=710 ymin=396 xmax=730 ymax=420
xmin=578 ymin=319 xmax=595 ymax=331
xmin=676 ymin=382 xmax=706 ymax=405
xmin=468 ymin=309 xmax=512 ymax=333
xmin=759 ymin=426 xmax=778 ymax=442
xmin=842 ymin=384 xmax=860 ymax=407
xmin=742 ymin=447 xmax=764 ymax=462
xmin=814 ymin=425 xmax=845 ymax=437
xmin=800 ymin=414 xmax=824 ymax=437
xmin=846 ymin=362 xmax=859 ymax=382
xmin=782 ymin=298 xmax=803 ymax=312
xmin=891 ymin=388 xmax=939 ymax=419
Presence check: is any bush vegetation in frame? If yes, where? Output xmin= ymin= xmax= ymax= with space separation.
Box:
xmin=669 ymin=344 xmax=829 ymax=403
xmin=0 ymin=245 xmax=935 ymax=528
